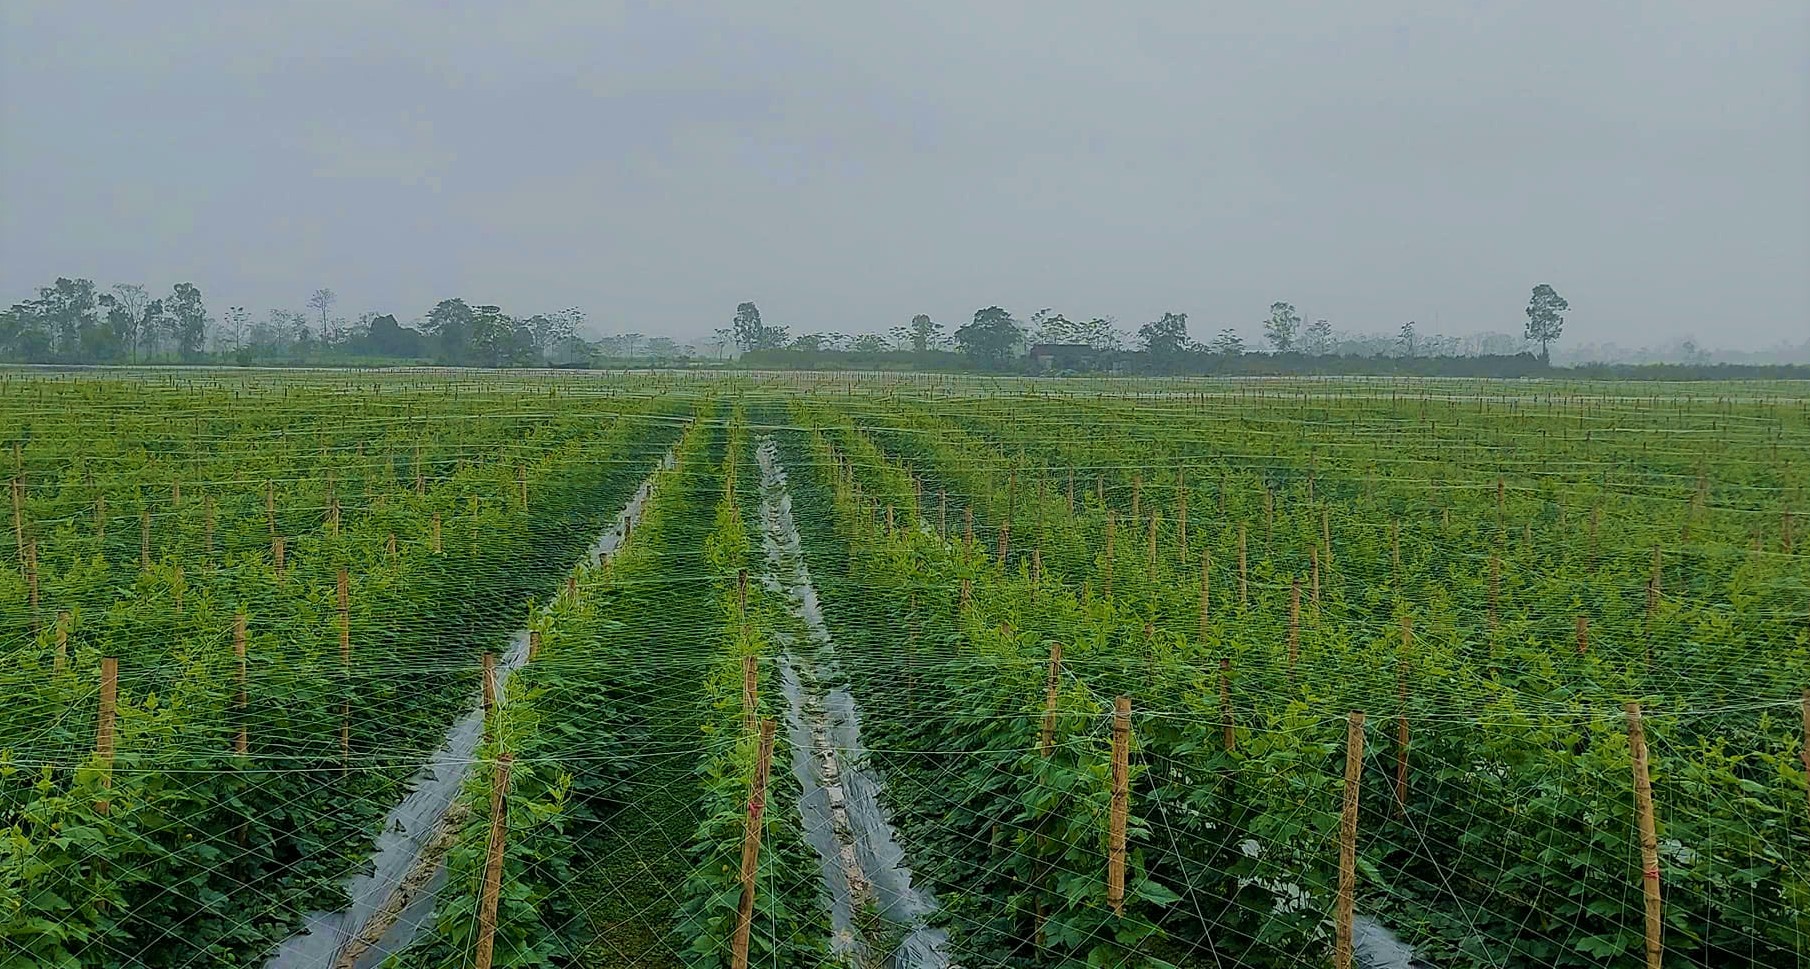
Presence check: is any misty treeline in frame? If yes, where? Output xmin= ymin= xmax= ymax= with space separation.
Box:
xmin=0 ymin=277 xmax=603 ymax=367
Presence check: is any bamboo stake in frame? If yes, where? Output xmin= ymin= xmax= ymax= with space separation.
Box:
xmin=339 ymin=570 xmax=351 ymax=771
xmin=234 ymin=614 xmax=249 ymax=756
xmin=1626 ymin=703 xmax=1662 ymax=969
xmin=1335 ymin=711 xmax=1365 ymax=969
xmin=140 ymin=508 xmax=151 ymax=568
xmin=1107 ymin=696 xmax=1131 ymax=916
xmin=203 ymin=494 xmax=214 ymax=557
xmin=272 ymin=536 xmax=286 ymax=577
xmin=1198 ymin=550 xmax=1211 ymax=643
xmin=1219 ymin=658 xmax=1234 ymax=751
xmin=473 ymin=753 xmax=514 ymax=969
xmin=1488 ymin=553 xmax=1500 ymax=629
xmin=430 ymin=512 xmax=442 ymax=553
xmin=939 ymin=490 xmax=947 ymax=539
xmin=266 ymin=480 xmax=275 ymax=535
xmin=1322 ymin=508 xmax=1333 ymax=566
xmin=1576 ymin=615 xmax=1589 ymax=654
xmin=731 ymin=719 xmax=777 ymax=969
xmin=11 ymin=476 xmax=23 ymax=563
xmin=54 ymin=610 xmax=69 ymax=672
xmin=1177 ymin=484 xmax=1188 ymax=561
xmin=482 ymin=652 xmax=496 ymax=712
xmin=25 ymin=539 xmax=37 ymax=630
xmin=1287 ymin=578 xmax=1301 ymax=675
xmin=1396 ymin=617 xmax=1411 ymax=815
xmin=96 ymin=657 xmax=118 ymax=815
xmin=742 ymin=654 xmax=759 ymax=735
xmin=1130 ymin=473 xmax=1141 ymax=519
xmin=1237 ymin=523 xmax=1248 ymax=607
xmin=1103 ymin=511 xmax=1116 ymax=600
xmin=528 ymin=629 xmax=541 ymax=662
xmin=1310 ymin=546 xmax=1321 ymax=614
xmin=1040 ymin=642 xmax=1063 ymax=755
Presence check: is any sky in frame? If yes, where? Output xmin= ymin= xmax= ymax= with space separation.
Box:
xmin=3 ymin=2 xmax=1807 ymax=348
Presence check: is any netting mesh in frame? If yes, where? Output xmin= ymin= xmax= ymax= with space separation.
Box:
xmin=2 ymin=370 xmax=1805 ymax=969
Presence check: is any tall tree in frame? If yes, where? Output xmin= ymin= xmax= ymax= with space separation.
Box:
xmin=307 ymin=289 xmax=337 ymax=330
xmin=111 ymin=284 xmax=149 ymax=361
xmin=1207 ymin=328 xmax=1246 ymax=356
xmin=1524 ymin=284 xmax=1568 ymax=364
xmin=1137 ymin=311 xmax=1190 ymax=357
xmin=1305 ymin=318 xmax=1334 ymax=355
xmin=732 ymin=301 xmax=768 ymax=352
xmin=908 ymin=313 xmax=941 ymax=352
xmin=1397 ymin=320 xmax=1417 ymax=357
xmin=1263 ymin=302 xmax=1301 ymax=353
xmin=167 ymin=283 xmax=208 ymax=360
xmin=953 ymin=306 xmax=1023 ymax=369
xmin=423 ymin=298 xmax=475 ymax=364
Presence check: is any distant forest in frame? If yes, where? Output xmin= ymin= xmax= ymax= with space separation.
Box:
xmin=5 ymin=276 xmax=1807 ymax=380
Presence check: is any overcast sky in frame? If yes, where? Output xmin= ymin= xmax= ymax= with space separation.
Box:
xmin=4 ymin=2 xmax=1807 ymax=347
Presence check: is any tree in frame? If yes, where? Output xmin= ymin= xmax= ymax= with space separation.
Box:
xmin=1524 ymin=284 xmax=1568 ymax=364
xmin=908 ymin=314 xmax=941 ymax=352
xmin=1137 ymin=312 xmax=1190 ymax=357
xmin=732 ymin=301 xmax=778 ymax=352
xmin=1397 ymin=320 xmax=1417 ymax=357
xmin=1305 ymin=318 xmax=1334 ymax=355
xmin=790 ymin=333 xmax=829 ymax=353
xmin=366 ymin=314 xmax=425 ymax=358
xmin=1207 ymin=328 xmax=1245 ymax=356
xmin=223 ymin=306 xmax=250 ymax=351
xmin=710 ymin=327 xmax=732 ymax=360
xmin=163 ymin=283 xmax=208 ymax=361
xmin=307 ymin=289 xmax=337 ymax=330
xmin=1263 ymin=302 xmax=1301 ymax=353
xmin=851 ymin=333 xmax=890 ymax=353
xmin=111 ymin=284 xmax=150 ymax=361
xmin=953 ymin=306 xmax=1023 ymax=369
xmin=423 ymin=298 xmax=475 ymax=364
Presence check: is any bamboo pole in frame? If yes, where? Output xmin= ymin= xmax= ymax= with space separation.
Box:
xmin=234 ymin=614 xmax=249 ymax=756
xmin=1335 ymin=711 xmax=1365 ymax=969
xmin=1107 ymin=696 xmax=1131 ymax=916
xmin=1288 ymin=578 xmax=1301 ymax=675
xmin=54 ymin=610 xmax=69 ymax=672
xmin=338 ymin=570 xmax=351 ymax=772
xmin=1626 ymin=703 xmax=1662 ymax=969
xmin=1218 ymin=658 xmax=1234 ymax=751
xmin=266 ymin=480 xmax=275 ymax=534
xmin=482 ymin=652 xmax=496 ymax=712
xmin=1102 ymin=510 xmax=1116 ymax=600
xmin=742 ymin=654 xmax=759 ymax=735
xmin=731 ymin=719 xmax=778 ymax=969
xmin=96 ymin=657 xmax=118 ymax=816
xmin=1040 ymin=642 xmax=1063 ymax=755
xmin=272 ymin=536 xmax=286 ymax=577
xmin=24 ymin=539 xmax=37 ymax=631
xmin=473 ymin=753 xmax=514 ymax=969
xmin=11 ymin=476 xmax=24 ymax=563
xmin=1576 ymin=615 xmax=1589 ymax=655
xmin=1237 ymin=523 xmax=1248 ymax=607
xmin=1198 ymin=550 xmax=1211 ymax=643
xmin=1311 ymin=546 xmax=1321 ymax=615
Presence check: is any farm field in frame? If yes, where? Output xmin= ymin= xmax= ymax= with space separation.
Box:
xmin=2 ymin=370 xmax=1806 ymax=969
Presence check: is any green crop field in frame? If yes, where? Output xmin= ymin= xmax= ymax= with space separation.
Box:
xmin=2 ymin=370 xmax=1806 ymax=969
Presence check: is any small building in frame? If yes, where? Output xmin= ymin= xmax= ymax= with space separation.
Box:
xmin=1028 ymin=343 xmax=1100 ymax=372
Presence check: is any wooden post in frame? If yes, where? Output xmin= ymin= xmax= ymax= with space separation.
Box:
xmin=1396 ymin=617 xmax=1411 ymax=815
xmin=1626 ymin=703 xmax=1662 ymax=969
xmin=95 ymin=494 xmax=105 ymax=540
xmin=518 ymin=466 xmax=528 ymax=509
xmin=998 ymin=522 xmax=1010 ymax=566
xmin=10 ymin=475 xmax=22 ymax=563
xmin=1130 ymin=473 xmax=1141 ymax=519
xmin=528 ymin=629 xmax=541 ymax=662
xmin=1177 ymin=484 xmax=1188 ymax=561
xmin=1145 ymin=514 xmax=1157 ymax=581
xmin=24 ymin=539 xmax=37 ymax=630
xmin=1107 ymin=696 xmax=1131 ymax=916
xmin=964 ymin=506 xmax=973 ymax=549
xmin=1198 ymin=550 xmax=1211 ymax=643
xmin=1237 ymin=523 xmax=1248 ymax=607
xmin=1335 ymin=711 xmax=1366 ymax=969
xmin=1322 ymin=508 xmax=1333 ymax=566
xmin=54 ymin=610 xmax=69 ymax=672
xmin=1218 ymin=658 xmax=1234 ymax=751
xmin=939 ymin=490 xmax=947 ymax=540
xmin=473 ymin=753 xmax=514 ymax=969
xmin=172 ymin=480 xmax=181 ymax=509
xmin=1103 ymin=511 xmax=1116 ymax=600
xmin=1067 ymin=468 xmax=1075 ymax=513
xmin=96 ymin=657 xmax=118 ymax=816
xmin=1576 ymin=615 xmax=1589 ymax=654
xmin=482 ymin=652 xmax=497 ymax=712
xmin=1488 ymin=553 xmax=1500 ymax=630
xmin=266 ymin=480 xmax=275 ymax=535
xmin=271 ymin=536 xmax=286 ymax=577
xmin=742 ymin=654 xmax=759 ymax=734
xmin=730 ymin=719 xmax=777 ymax=969
xmin=566 ymin=575 xmax=577 ymax=602
xmin=234 ymin=614 xmax=249 ymax=756
xmin=1311 ymin=546 xmax=1321 ymax=614
xmin=338 ymin=570 xmax=351 ymax=772
xmin=1040 ymin=642 xmax=1063 ymax=755
xmin=960 ymin=577 xmax=972 ymax=612
xmin=1288 ymin=578 xmax=1301 ymax=675
xmin=430 ymin=512 xmax=442 ymax=553
xmin=140 ymin=508 xmax=151 ymax=568
xmin=204 ymin=494 xmax=215 ymax=557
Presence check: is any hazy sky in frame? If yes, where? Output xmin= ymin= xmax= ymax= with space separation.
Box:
xmin=4 ymin=2 xmax=1807 ymax=347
